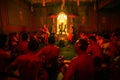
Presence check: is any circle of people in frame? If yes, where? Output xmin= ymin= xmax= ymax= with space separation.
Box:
xmin=0 ymin=31 xmax=120 ymax=80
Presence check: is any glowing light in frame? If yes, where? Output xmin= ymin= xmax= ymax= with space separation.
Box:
xmin=57 ymin=12 xmax=67 ymax=35
xmin=77 ymin=0 xmax=80 ymax=6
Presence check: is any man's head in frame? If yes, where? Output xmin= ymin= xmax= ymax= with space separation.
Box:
xmin=48 ymin=35 xmax=56 ymax=44
xmin=21 ymin=32 xmax=28 ymax=41
xmin=79 ymin=39 xmax=88 ymax=51
xmin=0 ymin=33 xmax=7 ymax=48
xmin=28 ymin=39 xmax=39 ymax=51
xmin=88 ymin=36 xmax=97 ymax=44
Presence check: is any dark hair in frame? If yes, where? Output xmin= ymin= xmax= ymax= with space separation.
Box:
xmin=28 ymin=39 xmax=39 ymax=51
xmin=21 ymin=32 xmax=28 ymax=41
xmin=102 ymin=33 xmax=110 ymax=39
xmin=48 ymin=35 xmax=55 ymax=44
xmin=0 ymin=33 xmax=7 ymax=48
xmin=89 ymin=36 xmax=96 ymax=42
xmin=79 ymin=39 xmax=88 ymax=51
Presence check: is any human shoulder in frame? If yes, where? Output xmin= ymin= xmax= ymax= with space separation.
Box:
xmin=17 ymin=54 xmax=30 ymax=61
xmin=48 ymin=44 xmax=60 ymax=49
xmin=70 ymin=56 xmax=79 ymax=63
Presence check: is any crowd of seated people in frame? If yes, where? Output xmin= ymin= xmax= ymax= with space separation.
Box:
xmin=65 ymin=32 xmax=120 ymax=80
xmin=75 ymin=32 xmax=120 ymax=80
xmin=0 ymin=32 xmax=60 ymax=80
xmin=0 ymin=31 xmax=120 ymax=80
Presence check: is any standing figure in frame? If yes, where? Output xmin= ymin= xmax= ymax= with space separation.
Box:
xmin=68 ymin=24 xmax=73 ymax=43
xmin=42 ymin=24 xmax=50 ymax=44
